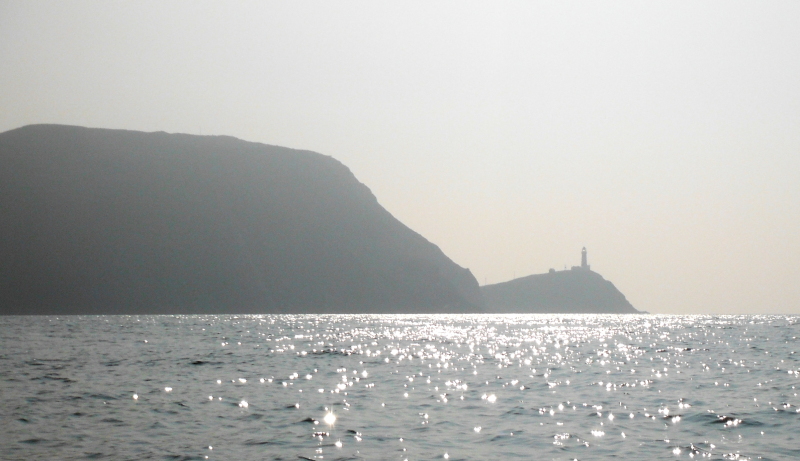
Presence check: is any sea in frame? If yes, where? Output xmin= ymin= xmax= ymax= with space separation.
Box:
xmin=1 ymin=314 xmax=799 ymax=461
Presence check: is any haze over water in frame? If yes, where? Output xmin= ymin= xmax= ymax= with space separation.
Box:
xmin=3 ymin=314 xmax=799 ymax=460
xmin=2 ymin=2 xmax=799 ymax=314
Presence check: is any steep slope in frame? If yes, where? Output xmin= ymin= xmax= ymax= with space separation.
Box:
xmin=481 ymin=269 xmax=639 ymax=313
xmin=0 ymin=124 xmax=484 ymax=314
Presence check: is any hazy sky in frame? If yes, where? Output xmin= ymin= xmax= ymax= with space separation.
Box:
xmin=2 ymin=1 xmax=799 ymax=314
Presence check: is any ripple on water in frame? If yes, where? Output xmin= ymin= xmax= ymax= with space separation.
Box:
xmin=1 ymin=314 xmax=799 ymax=460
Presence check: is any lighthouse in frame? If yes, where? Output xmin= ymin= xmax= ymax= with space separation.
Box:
xmin=581 ymin=247 xmax=589 ymax=270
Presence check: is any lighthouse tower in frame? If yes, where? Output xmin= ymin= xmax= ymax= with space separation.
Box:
xmin=581 ymin=247 xmax=589 ymax=270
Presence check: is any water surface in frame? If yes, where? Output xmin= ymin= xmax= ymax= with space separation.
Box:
xmin=2 ymin=314 xmax=799 ymax=460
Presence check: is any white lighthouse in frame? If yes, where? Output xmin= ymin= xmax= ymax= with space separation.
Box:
xmin=581 ymin=247 xmax=589 ymax=270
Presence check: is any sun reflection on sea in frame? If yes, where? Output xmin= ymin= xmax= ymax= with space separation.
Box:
xmin=2 ymin=314 xmax=799 ymax=460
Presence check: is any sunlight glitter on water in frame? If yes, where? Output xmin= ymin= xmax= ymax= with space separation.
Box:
xmin=2 ymin=314 xmax=800 ymax=460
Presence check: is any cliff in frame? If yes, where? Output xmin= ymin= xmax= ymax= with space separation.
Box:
xmin=481 ymin=268 xmax=639 ymax=314
xmin=0 ymin=124 xmax=484 ymax=315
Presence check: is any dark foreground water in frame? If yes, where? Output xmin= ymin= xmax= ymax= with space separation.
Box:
xmin=1 ymin=315 xmax=799 ymax=461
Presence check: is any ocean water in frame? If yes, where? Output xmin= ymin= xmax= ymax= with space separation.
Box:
xmin=1 ymin=315 xmax=799 ymax=461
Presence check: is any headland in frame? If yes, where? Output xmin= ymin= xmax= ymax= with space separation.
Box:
xmin=0 ymin=124 xmax=483 ymax=314
xmin=482 ymin=248 xmax=640 ymax=314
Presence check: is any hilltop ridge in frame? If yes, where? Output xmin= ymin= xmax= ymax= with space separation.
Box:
xmin=0 ymin=124 xmax=484 ymax=315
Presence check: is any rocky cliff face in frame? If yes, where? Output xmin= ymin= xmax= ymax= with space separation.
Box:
xmin=481 ymin=269 xmax=639 ymax=314
xmin=0 ymin=124 xmax=484 ymax=314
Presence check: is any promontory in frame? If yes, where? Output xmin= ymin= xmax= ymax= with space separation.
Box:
xmin=481 ymin=248 xmax=639 ymax=314
xmin=0 ymin=125 xmax=484 ymax=315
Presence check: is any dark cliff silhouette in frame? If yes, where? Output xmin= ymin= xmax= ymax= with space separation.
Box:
xmin=481 ymin=251 xmax=639 ymax=314
xmin=0 ymin=125 xmax=484 ymax=315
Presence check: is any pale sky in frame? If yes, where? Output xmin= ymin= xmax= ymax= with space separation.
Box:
xmin=2 ymin=1 xmax=799 ymax=314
